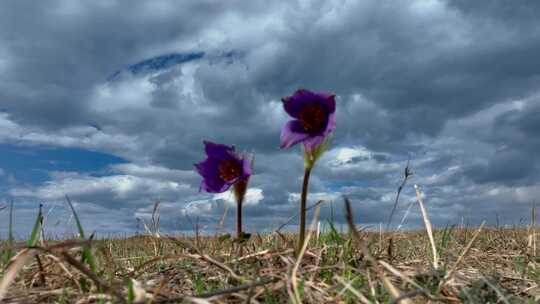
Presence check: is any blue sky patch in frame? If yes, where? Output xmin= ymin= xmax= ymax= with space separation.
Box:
xmin=108 ymin=52 xmax=205 ymax=80
xmin=0 ymin=144 xmax=126 ymax=185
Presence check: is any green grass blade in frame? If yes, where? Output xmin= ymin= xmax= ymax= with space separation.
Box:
xmin=26 ymin=203 xmax=43 ymax=247
xmin=81 ymin=232 xmax=97 ymax=272
xmin=65 ymin=195 xmax=85 ymax=239
xmin=64 ymin=195 xmax=97 ymax=272
xmin=3 ymin=200 xmax=15 ymax=267
xmin=8 ymin=200 xmax=14 ymax=245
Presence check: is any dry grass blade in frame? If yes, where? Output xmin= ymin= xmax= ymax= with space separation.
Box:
xmin=275 ymin=200 xmax=324 ymax=233
xmin=215 ymin=204 xmax=230 ymax=235
xmin=166 ymin=236 xmax=244 ymax=281
xmin=378 ymin=260 xmax=433 ymax=299
xmin=151 ymin=200 xmax=161 ymax=238
xmin=59 ymin=251 xmax=126 ymax=304
xmin=199 ymin=254 xmax=243 ymax=281
xmin=386 ymin=158 xmax=412 ymax=229
xmin=334 ymin=275 xmax=372 ymax=304
xmin=479 ymin=275 xmax=511 ymax=304
xmin=529 ymin=203 xmax=537 ymax=256
xmin=441 ymin=221 xmax=485 ymax=287
xmin=131 ymin=279 xmax=151 ymax=303
xmin=344 ymin=197 xmax=412 ymax=304
xmin=414 ymin=184 xmax=439 ymax=269
xmin=154 ymin=278 xmax=278 ymax=303
xmin=291 ymin=204 xmax=321 ymax=304
xmin=0 ymin=248 xmax=36 ymax=301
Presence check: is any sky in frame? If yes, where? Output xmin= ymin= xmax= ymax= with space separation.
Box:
xmin=1 ymin=0 xmax=540 ymax=238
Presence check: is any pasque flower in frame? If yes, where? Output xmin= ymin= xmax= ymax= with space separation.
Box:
xmin=280 ymin=88 xmax=336 ymax=254
xmin=195 ymin=141 xmax=252 ymax=237
xmin=280 ymin=89 xmax=336 ymax=153
xmin=195 ymin=141 xmax=251 ymax=193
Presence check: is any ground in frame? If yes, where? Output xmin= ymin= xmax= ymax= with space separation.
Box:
xmin=1 ymin=222 xmax=539 ymax=303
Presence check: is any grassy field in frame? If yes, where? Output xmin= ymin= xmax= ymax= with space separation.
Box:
xmin=0 ymin=200 xmax=539 ymax=303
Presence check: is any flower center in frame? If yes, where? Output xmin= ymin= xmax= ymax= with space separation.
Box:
xmin=218 ymin=159 xmax=242 ymax=182
xmin=298 ymin=103 xmax=327 ymax=134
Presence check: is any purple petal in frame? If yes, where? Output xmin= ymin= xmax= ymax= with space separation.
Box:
xmin=194 ymin=158 xmax=229 ymax=193
xmin=303 ymin=113 xmax=336 ymax=152
xmin=282 ymin=89 xmax=316 ymax=118
xmin=203 ymin=141 xmax=235 ymax=160
xmin=320 ymin=92 xmax=336 ymax=114
xmin=200 ymin=179 xmax=231 ymax=193
xmin=280 ymin=120 xmax=310 ymax=149
xmin=241 ymin=157 xmax=252 ymax=178
xmin=303 ymin=135 xmax=325 ymax=152
xmin=323 ymin=112 xmax=336 ymax=136
xmin=282 ymin=89 xmax=335 ymax=118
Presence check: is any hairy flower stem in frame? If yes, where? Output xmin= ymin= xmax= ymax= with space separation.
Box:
xmin=237 ymin=200 xmax=243 ymax=237
xmin=234 ymin=179 xmax=248 ymax=238
xmin=298 ymin=166 xmax=312 ymax=254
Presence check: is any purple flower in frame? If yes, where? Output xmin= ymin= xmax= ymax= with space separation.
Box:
xmin=280 ymin=89 xmax=336 ymax=152
xmin=194 ymin=141 xmax=251 ymax=193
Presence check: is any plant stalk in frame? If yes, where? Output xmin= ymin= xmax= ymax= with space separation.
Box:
xmin=298 ymin=167 xmax=312 ymax=254
xmin=234 ymin=179 xmax=248 ymax=238
xmin=237 ymin=200 xmax=243 ymax=237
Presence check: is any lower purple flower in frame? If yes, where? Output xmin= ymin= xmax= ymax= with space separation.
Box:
xmin=194 ymin=141 xmax=251 ymax=193
xmin=280 ymin=89 xmax=336 ymax=152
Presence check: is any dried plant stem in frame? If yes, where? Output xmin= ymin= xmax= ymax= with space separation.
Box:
xmin=59 ymin=251 xmax=126 ymax=303
xmin=0 ymin=248 xmax=36 ymax=301
xmin=386 ymin=158 xmax=412 ymax=229
xmin=334 ymin=275 xmax=372 ymax=304
xmin=414 ymin=184 xmax=439 ymax=269
xmin=441 ymin=221 xmax=485 ymax=287
xmin=529 ymin=203 xmax=537 ymax=256
xmin=154 ymin=277 xmax=277 ymax=303
xmin=292 ymin=204 xmax=320 ymax=304
xmin=298 ymin=167 xmax=312 ymax=255
xmin=275 ymin=200 xmax=324 ymax=233
xmin=344 ymin=198 xmax=412 ymax=304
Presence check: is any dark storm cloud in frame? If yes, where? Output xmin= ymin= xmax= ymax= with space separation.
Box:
xmin=0 ymin=0 xmax=264 ymax=128
xmin=245 ymin=1 xmax=540 ymax=148
xmin=1 ymin=0 xmax=540 ymax=235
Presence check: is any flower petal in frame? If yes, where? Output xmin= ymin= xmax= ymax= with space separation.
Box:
xmin=280 ymin=120 xmax=310 ymax=149
xmin=200 ymin=179 xmax=232 ymax=193
xmin=241 ymin=157 xmax=252 ymax=178
xmin=320 ymin=92 xmax=336 ymax=113
xmin=323 ymin=112 xmax=336 ymax=136
xmin=203 ymin=141 xmax=235 ymax=160
xmin=194 ymin=157 xmax=229 ymax=193
xmin=282 ymin=89 xmax=315 ymax=118
xmin=282 ymin=89 xmax=335 ymax=117
xmin=304 ymin=113 xmax=335 ymax=152
xmin=303 ymin=135 xmax=325 ymax=152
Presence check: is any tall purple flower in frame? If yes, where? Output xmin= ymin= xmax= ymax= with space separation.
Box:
xmin=195 ymin=141 xmax=251 ymax=193
xmin=280 ymin=88 xmax=336 ymax=254
xmin=280 ymin=89 xmax=336 ymax=153
xmin=194 ymin=141 xmax=252 ymax=238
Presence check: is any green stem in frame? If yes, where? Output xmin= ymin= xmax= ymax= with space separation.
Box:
xmin=298 ymin=166 xmax=312 ymax=254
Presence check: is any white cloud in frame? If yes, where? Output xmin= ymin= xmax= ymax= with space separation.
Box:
xmin=2 ymin=0 xmax=540 ymax=234
xmin=213 ymin=187 xmax=264 ymax=207
xmin=288 ymin=191 xmax=341 ymax=205
xmin=10 ymin=170 xmax=194 ymax=204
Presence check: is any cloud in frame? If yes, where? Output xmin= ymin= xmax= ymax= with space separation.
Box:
xmin=213 ymin=188 xmax=264 ymax=207
xmin=2 ymin=0 xmax=540 ymax=235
